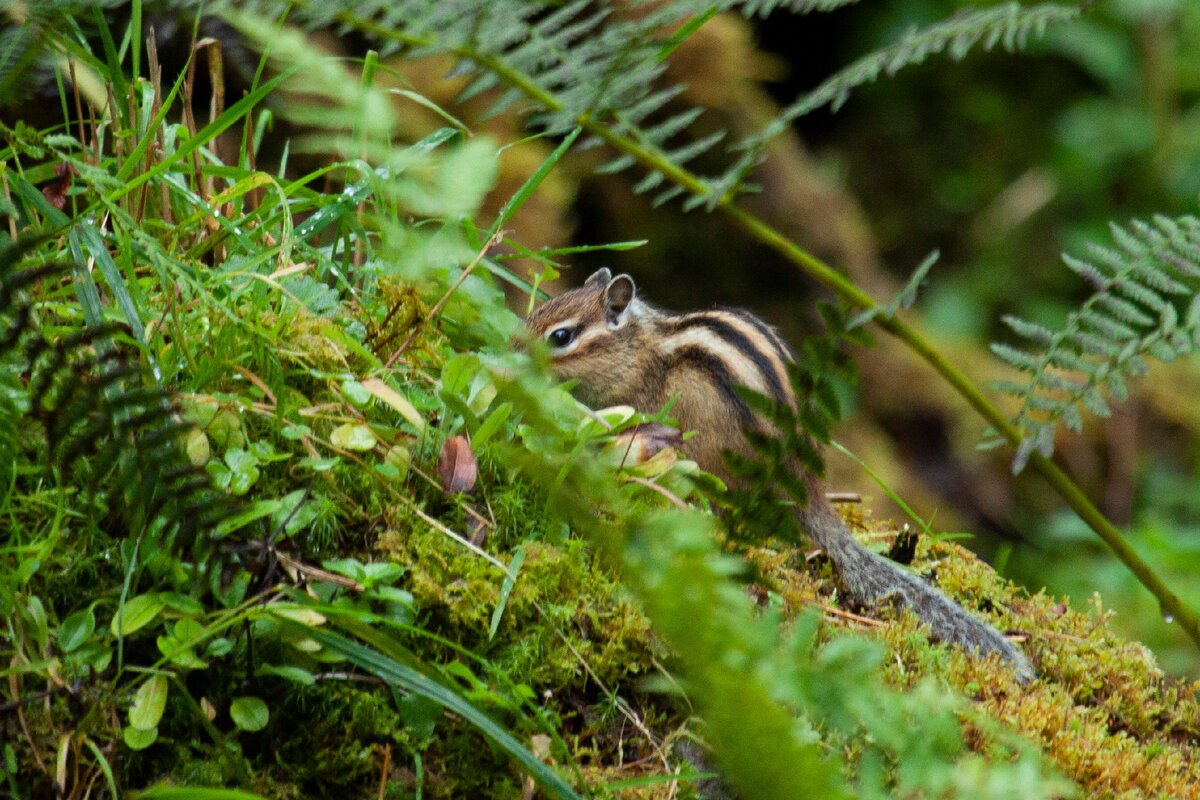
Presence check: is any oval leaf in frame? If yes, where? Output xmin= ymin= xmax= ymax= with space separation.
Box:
xmin=122 ymin=725 xmax=158 ymax=751
xmin=257 ymin=664 xmax=316 ymax=686
xmin=230 ymin=696 xmax=269 ymax=732
xmin=183 ymin=428 xmax=211 ymax=466
xmin=59 ymin=607 xmax=96 ymax=653
xmin=360 ymin=377 xmax=425 ymax=430
xmin=111 ymin=594 xmax=166 ymax=637
xmin=129 ymin=674 xmax=169 ymax=730
xmin=330 ymin=423 xmax=377 ymax=451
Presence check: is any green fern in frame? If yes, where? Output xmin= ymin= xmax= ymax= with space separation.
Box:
xmin=0 ymin=253 xmax=237 ymax=553
xmin=990 ymin=214 xmax=1200 ymax=472
xmin=715 ymin=2 xmax=1081 ymax=204
xmin=212 ymin=0 xmax=1076 ymax=211
xmin=1 ymin=1 xmax=1080 ymax=213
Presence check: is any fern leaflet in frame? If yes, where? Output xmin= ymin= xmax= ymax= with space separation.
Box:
xmin=990 ymin=214 xmax=1200 ymax=472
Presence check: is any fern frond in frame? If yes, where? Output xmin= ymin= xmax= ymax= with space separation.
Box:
xmin=742 ymin=0 xmax=862 ymax=15
xmin=0 ymin=254 xmax=238 ymax=552
xmin=4 ymin=0 xmax=1078 ymax=219
xmin=217 ymin=0 xmax=1068 ymax=213
xmin=0 ymin=11 xmax=55 ymax=104
xmin=716 ymin=2 xmax=1079 ymax=202
xmin=991 ymin=214 xmax=1200 ymax=473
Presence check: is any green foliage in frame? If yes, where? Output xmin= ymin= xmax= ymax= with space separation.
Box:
xmin=61 ymin=0 xmax=1070 ymax=216
xmin=0 ymin=7 xmax=576 ymax=797
xmin=0 ymin=252 xmax=236 ymax=554
xmin=828 ymin=0 xmax=1200 ymax=677
xmin=492 ymin=344 xmax=1071 ymax=798
xmin=1 ymin=2 xmax=1195 ymax=799
xmin=991 ymin=214 xmax=1200 ymax=472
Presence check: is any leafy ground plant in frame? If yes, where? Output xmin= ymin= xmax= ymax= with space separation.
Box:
xmin=0 ymin=3 xmax=1197 ymax=799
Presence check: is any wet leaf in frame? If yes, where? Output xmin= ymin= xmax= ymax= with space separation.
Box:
xmin=438 ymin=435 xmax=478 ymax=493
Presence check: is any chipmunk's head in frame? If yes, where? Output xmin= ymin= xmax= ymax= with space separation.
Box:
xmin=524 ymin=268 xmax=645 ymax=406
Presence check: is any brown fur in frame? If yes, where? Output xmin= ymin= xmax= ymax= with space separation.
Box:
xmin=526 ymin=269 xmax=1034 ymax=682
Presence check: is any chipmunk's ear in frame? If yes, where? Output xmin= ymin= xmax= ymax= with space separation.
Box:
xmin=604 ymin=274 xmax=635 ymax=327
xmin=584 ymin=267 xmax=612 ymax=290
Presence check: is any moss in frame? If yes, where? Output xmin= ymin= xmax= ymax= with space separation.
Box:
xmin=361 ymin=464 xmax=1200 ymax=799
xmin=17 ymin=269 xmax=1196 ymax=798
xmin=268 ymin=682 xmax=416 ymax=795
xmin=741 ymin=506 xmax=1200 ymax=799
xmin=377 ymin=520 xmax=658 ymax=689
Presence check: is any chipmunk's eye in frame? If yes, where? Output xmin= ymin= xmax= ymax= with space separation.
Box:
xmin=548 ymin=327 xmax=575 ymax=348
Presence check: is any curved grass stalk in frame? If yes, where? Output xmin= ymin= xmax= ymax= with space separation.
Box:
xmin=338 ymin=14 xmax=1200 ymax=655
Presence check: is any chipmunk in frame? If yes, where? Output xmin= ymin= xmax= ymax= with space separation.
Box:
xmin=526 ymin=268 xmax=1034 ymax=682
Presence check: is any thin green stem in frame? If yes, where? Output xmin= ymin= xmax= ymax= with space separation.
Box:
xmin=347 ymin=14 xmax=1200 ymax=654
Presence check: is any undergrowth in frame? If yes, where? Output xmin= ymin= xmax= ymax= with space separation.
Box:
xmin=0 ymin=3 xmax=1196 ymax=800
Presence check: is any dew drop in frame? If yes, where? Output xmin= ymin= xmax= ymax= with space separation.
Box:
xmin=1163 ymin=614 xmax=1175 ymax=624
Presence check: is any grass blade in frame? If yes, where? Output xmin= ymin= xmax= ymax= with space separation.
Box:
xmin=296 ymin=622 xmax=582 ymax=799
xmin=487 ymin=126 xmax=581 ymax=239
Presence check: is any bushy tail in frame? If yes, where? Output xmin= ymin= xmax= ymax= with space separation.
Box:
xmin=801 ymin=493 xmax=1035 ymax=684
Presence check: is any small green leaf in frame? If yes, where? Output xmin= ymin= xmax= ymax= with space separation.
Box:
xmin=111 ymin=594 xmax=166 ymax=637
xmin=230 ymin=696 xmax=270 ymax=732
xmin=257 ymin=664 xmax=316 ymax=685
xmin=323 ymin=558 xmax=366 ymax=582
xmin=374 ymin=463 xmax=402 ymax=480
xmin=159 ymin=593 xmax=206 ymax=615
xmin=123 ymin=725 xmax=157 ymax=750
xmin=472 ymin=402 xmax=512 ymax=448
xmin=224 ymin=448 xmax=261 ymax=494
xmin=174 ymin=618 xmax=204 ymax=644
xmin=157 ymin=635 xmax=207 ymax=669
xmin=341 ymin=379 xmax=373 ymax=406
xmin=183 ymin=428 xmax=210 ymax=466
xmin=270 ymin=490 xmax=319 ymax=538
xmin=129 ymin=675 xmax=169 ymax=730
xmin=282 ymin=424 xmax=312 ymax=440
xmin=21 ymin=596 xmax=48 ymax=649
xmin=60 ymin=608 xmax=96 ymax=652
xmin=205 ymin=638 xmax=234 ymax=658
xmin=440 ymin=353 xmax=481 ymax=396
xmin=330 ymin=423 xmax=377 ymax=451
xmin=384 ymin=445 xmax=411 ymax=479
xmin=369 ymin=586 xmax=415 ymax=606
xmin=138 ymin=788 xmax=273 ymax=800
xmin=298 ymin=456 xmax=340 ymax=472
xmin=213 ymin=499 xmax=283 ymax=538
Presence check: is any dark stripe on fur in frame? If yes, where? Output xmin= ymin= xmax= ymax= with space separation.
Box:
xmin=672 ymin=344 xmax=755 ymax=427
xmin=722 ymin=307 xmax=795 ymax=364
xmin=668 ymin=313 xmax=790 ymax=406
